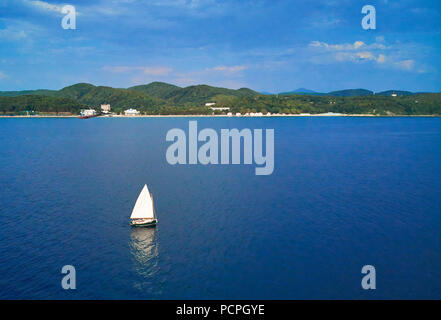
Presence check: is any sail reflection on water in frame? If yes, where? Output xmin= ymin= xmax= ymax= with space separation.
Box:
xmin=130 ymin=228 xmax=159 ymax=279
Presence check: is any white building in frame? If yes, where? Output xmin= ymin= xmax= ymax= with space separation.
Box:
xmin=205 ymin=102 xmax=216 ymax=107
xmin=124 ymin=108 xmax=140 ymax=116
xmin=81 ymin=109 xmax=96 ymax=117
xmin=236 ymin=112 xmax=241 ymax=116
xmin=227 ymin=112 xmax=233 ymax=116
xmin=101 ymin=104 xmax=111 ymax=113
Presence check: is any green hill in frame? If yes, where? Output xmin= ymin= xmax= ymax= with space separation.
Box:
xmin=127 ymin=82 xmax=259 ymax=104
xmin=236 ymin=87 xmax=260 ymax=96
xmin=1 ymin=82 xmax=439 ymax=115
xmin=57 ymin=83 xmax=97 ymax=100
xmin=74 ymin=86 xmax=164 ymax=109
xmin=212 ymin=92 xmax=441 ymax=115
xmin=165 ymin=84 xmax=259 ymax=104
xmin=376 ymin=90 xmax=413 ymax=96
xmin=0 ymin=83 xmax=167 ymax=114
xmin=56 ymin=83 xmax=166 ymax=112
xmin=55 ymin=82 xmax=259 ymax=106
xmin=1 ymin=82 xmax=259 ymax=108
xmin=0 ymin=95 xmax=87 ymax=114
xmin=0 ymin=89 xmax=58 ymax=97
xmin=128 ymin=82 xmax=181 ymax=99
xmin=327 ymin=89 xmax=373 ymax=97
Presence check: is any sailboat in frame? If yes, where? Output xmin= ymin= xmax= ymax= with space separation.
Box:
xmin=130 ymin=184 xmax=158 ymax=227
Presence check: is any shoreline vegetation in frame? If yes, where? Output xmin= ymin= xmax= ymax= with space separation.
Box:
xmin=1 ymin=114 xmax=440 ymax=118
xmin=1 ymin=82 xmax=440 ymax=117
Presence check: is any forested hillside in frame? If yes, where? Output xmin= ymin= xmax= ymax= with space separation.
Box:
xmin=0 ymin=82 xmax=440 ymax=115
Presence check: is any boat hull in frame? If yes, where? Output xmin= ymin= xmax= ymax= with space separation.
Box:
xmin=130 ymin=219 xmax=158 ymax=227
xmin=79 ymin=114 xmax=99 ymax=119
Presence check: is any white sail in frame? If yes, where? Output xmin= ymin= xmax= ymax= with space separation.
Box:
xmin=130 ymin=184 xmax=155 ymax=219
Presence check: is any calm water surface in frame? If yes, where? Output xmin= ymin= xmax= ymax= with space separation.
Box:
xmin=0 ymin=117 xmax=440 ymax=299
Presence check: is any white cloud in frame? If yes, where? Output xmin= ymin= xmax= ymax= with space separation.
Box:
xmin=140 ymin=66 xmax=173 ymax=76
xmin=103 ymin=66 xmax=173 ymax=76
xmin=0 ymin=20 xmax=43 ymax=42
xmin=26 ymin=0 xmax=64 ymax=13
xmin=0 ymin=27 xmax=27 ymax=40
xmin=206 ymin=65 xmax=247 ymax=74
xmin=377 ymin=54 xmax=386 ymax=64
xmin=308 ymin=38 xmax=422 ymax=71
xmin=0 ymin=71 xmax=7 ymax=79
xmin=356 ymin=51 xmax=375 ymax=60
xmin=335 ymin=51 xmax=384 ymax=63
xmin=309 ymin=40 xmax=386 ymax=51
xmin=395 ymin=59 xmax=415 ymax=71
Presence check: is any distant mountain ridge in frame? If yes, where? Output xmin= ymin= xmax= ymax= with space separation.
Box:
xmin=0 ymin=89 xmax=59 ymax=97
xmin=279 ymin=88 xmax=321 ymax=95
xmin=278 ymin=88 xmax=426 ymax=97
xmin=328 ymin=89 xmax=373 ymax=96
xmin=1 ymin=83 xmax=432 ymax=100
xmin=375 ymin=90 xmax=413 ymax=96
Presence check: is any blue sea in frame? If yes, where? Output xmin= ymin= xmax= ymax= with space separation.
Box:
xmin=0 ymin=117 xmax=440 ymax=299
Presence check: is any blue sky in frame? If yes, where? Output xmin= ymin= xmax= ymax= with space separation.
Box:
xmin=0 ymin=0 xmax=440 ymax=92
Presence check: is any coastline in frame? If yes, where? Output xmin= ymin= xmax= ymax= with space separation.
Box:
xmin=0 ymin=115 xmax=78 ymax=118
xmin=1 ymin=114 xmax=440 ymax=118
